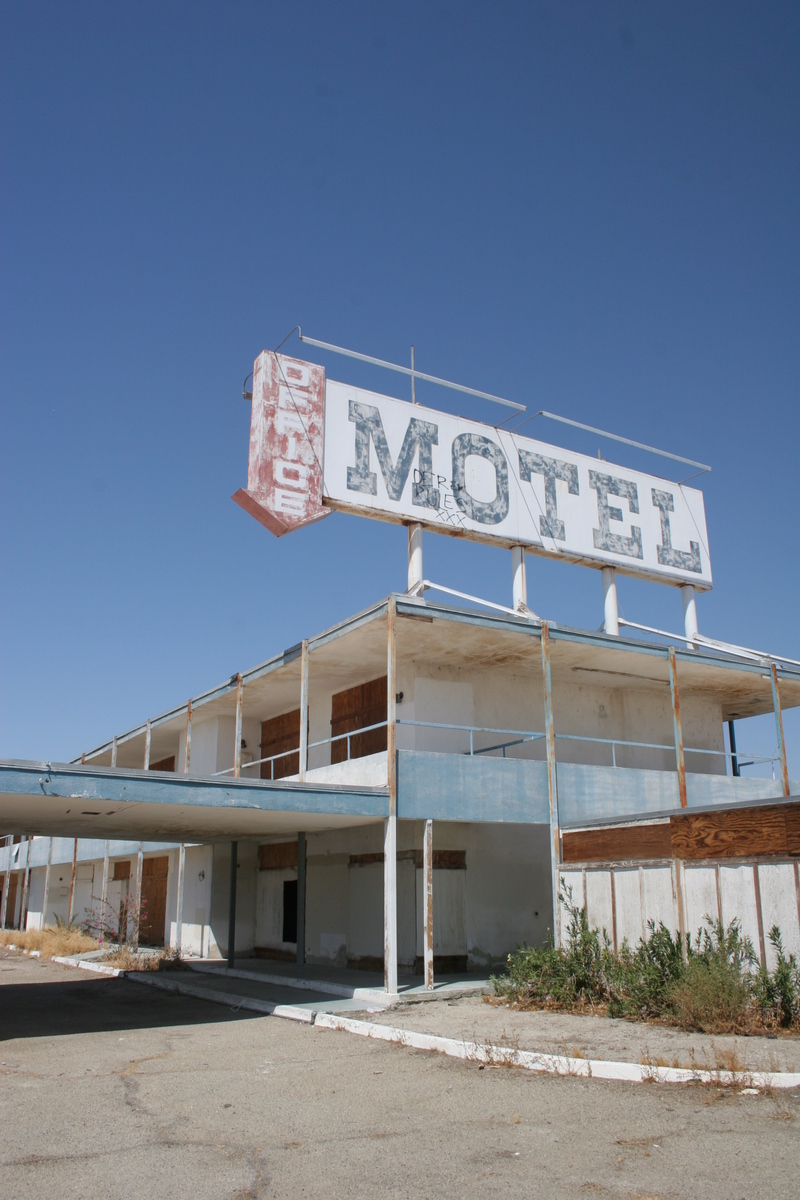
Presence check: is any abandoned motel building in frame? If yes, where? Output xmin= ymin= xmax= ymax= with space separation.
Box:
xmin=2 ymin=586 xmax=800 ymax=993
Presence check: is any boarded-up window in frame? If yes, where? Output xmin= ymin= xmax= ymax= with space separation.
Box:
xmin=330 ymin=676 xmax=387 ymax=763
xmin=260 ymin=710 xmax=301 ymax=780
xmin=113 ymin=860 xmax=131 ymax=881
xmin=139 ymin=856 xmax=169 ymax=946
xmin=149 ymin=756 xmax=175 ymax=773
xmin=258 ymin=842 xmax=298 ymax=870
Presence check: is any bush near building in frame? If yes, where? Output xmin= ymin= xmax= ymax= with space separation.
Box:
xmin=492 ymin=885 xmax=800 ymax=1034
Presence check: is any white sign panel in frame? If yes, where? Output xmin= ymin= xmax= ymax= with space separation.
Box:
xmin=323 ymin=380 xmax=712 ymax=588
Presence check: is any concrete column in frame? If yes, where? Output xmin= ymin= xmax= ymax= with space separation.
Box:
xmin=19 ymin=840 xmax=31 ymax=933
xmin=41 ymin=837 xmax=54 ymax=929
xmin=384 ymin=597 xmax=398 ymax=994
xmin=540 ymin=622 xmax=562 ymax=949
xmin=1 ymin=837 xmax=12 ymax=929
xmin=407 ymin=523 xmax=423 ymax=593
xmin=602 ymin=567 xmax=619 ymax=636
xmin=132 ymin=845 xmax=143 ymax=950
xmin=682 ymin=585 xmax=698 ymax=647
xmin=296 ymin=831 xmax=306 ymax=969
xmin=227 ymin=841 xmax=238 ymax=969
xmin=511 ymin=546 xmax=527 ymax=611
xmin=299 ymin=641 xmax=309 ymax=781
xmin=100 ymin=842 xmax=110 ymax=941
xmin=67 ymin=838 xmax=78 ymax=924
xmin=174 ymin=843 xmax=186 ymax=955
xmin=423 ymin=819 xmax=434 ymax=990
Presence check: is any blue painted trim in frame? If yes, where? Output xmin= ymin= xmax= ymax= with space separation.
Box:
xmin=396 ymin=750 xmax=550 ymax=823
xmin=0 ymin=760 xmax=390 ymax=819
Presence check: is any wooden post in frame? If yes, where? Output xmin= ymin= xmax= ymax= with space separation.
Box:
xmin=67 ymin=838 xmax=78 ymax=924
xmin=423 ymin=819 xmax=434 ymax=990
xmin=174 ymin=843 xmax=186 ymax=955
xmin=668 ymin=647 xmax=688 ymax=808
xmin=233 ymin=674 xmax=243 ymax=778
xmin=299 ymin=642 xmax=309 ymax=780
xmin=770 ymin=664 xmax=791 ymax=797
xmin=384 ymin=598 xmax=398 ymax=994
xmin=540 ymin=622 xmax=562 ymax=949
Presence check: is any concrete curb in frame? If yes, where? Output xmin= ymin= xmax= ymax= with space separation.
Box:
xmin=314 ymin=1012 xmax=800 ymax=1091
xmin=126 ymin=970 xmax=316 ymax=1022
xmin=52 ymin=956 xmax=123 ymax=977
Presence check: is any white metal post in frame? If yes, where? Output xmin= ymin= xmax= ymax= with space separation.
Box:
xmin=511 ymin=546 xmax=527 ymax=611
xmin=407 ymin=524 xmax=423 ymax=592
xmin=174 ymin=843 xmax=186 ymax=955
xmin=183 ymin=700 xmax=192 ymax=773
xmin=143 ymin=718 xmax=151 ymax=769
xmin=423 ymin=819 xmax=434 ymax=990
xmin=67 ymin=837 xmax=78 ymax=924
xmin=299 ymin=641 xmax=309 ymax=780
xmin=602 ymin=567 xmax=619 ymax=636
xmin=111 ymin=737 xmax=117 ymax=767
xmin=682 ymin=585 xmax=698 ymax=647
xmin=541 ymin=623 xmax=562 ymax=949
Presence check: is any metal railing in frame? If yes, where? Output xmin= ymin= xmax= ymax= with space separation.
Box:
xmin=211 ymin=716 xmax=778 ymax=779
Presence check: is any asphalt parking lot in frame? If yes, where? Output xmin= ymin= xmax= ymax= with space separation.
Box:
xmin=1 ymin=952 xmax=798 ymax=1199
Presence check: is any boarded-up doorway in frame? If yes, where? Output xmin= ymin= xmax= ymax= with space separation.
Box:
xmin=2 ymin=874 xmax=18 ymax=928
xmin=139 ymin=857 xmax=169 ymax=946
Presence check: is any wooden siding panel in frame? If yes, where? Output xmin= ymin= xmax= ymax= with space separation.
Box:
xmin=149 ymin=756 xmax=175 ymax=773
xmin=261 ymin=710 xmax=301 ymax=780
xmin=670 ymin=807 xmax=789 ymax=861
xmin=139 ymin=856 xmax=169 ymax=946
xmin=113 ymin=860 xmax=131 ymax=881
xmin=562 ymin=824 xmax=672 ymax=864
xmin=258 ymin=842 xmax=298 ymax=871
xmin=784 ymin=805 xmax=800 ymax=856
xmin=330 ymin=676 xmax=387 ymax=763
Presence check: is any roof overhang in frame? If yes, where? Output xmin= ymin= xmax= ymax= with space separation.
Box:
xmin=0 ymin=760 xmax=389 ymax=843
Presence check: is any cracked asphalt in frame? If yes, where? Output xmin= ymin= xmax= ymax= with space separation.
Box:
xmin=1 ymin=952 xmax=799 ymax=1199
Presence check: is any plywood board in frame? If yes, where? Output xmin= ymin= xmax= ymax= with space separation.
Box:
xmin=562 ymin=823 xmax=671 ymax=864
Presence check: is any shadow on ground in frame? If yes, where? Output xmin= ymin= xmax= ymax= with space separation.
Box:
xmin=0 ymin=967 xmax=258 ymax=1041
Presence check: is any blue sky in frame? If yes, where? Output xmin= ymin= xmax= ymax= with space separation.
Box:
xmin=1 ymin=2 xmax=798 ymax=772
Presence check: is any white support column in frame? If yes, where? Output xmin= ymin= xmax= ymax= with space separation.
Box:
xmin=183 ymin=700 xmax=192 ymax=773
xmin=407 ymin=524 xmax=423 ymax=593
xmin=384 ymin=598 xmax=398 ymax=994
xmin=41 ymin=836 xmax=54 ymax=929
xmin=511 ymin=546 xmax=527 ymax=611
xmin=602 ymin=567 xmax=619 ymax=636
xmin=174 ymin=843 xmax=186 ymax=955
xmin=111 ymin=736 xmax=117 ymax=767
xmin=299 ymin=641 xmax=309 ymax=781
xmin=1 ymin=838 xmax=12 ymax=929
xmin=100 ymin=841 xmax=110 ymax=941
xmin=133 ymin=844 xmax=143 ymax=950
xmin=143 ymin=719 xmax=151 ymax=769
xmin=233 ymin=674 xmax=243 ymax=778
xmin=67 ymin=837 xmax=78 ymax=924
xmin=423 ymin=819 xmax=434 ymax=990
xmin=19 ymin=840 xmax=31 ymax=933
xmin=682 ymin=585 xmax=698 ymax=647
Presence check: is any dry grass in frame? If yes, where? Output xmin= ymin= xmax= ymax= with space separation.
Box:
xmin=0 ymin=926 xmax=98 ymax=960
xmin=102 ymin=945 xmax=184 ymax=972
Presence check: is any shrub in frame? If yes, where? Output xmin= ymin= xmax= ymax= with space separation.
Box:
xmin=493 ymin=885 xmax=800 ymax=1033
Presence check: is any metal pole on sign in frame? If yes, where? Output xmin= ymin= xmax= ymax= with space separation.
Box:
xmin=728 ymin=720 xmax=739 ymax=777
xmin=411 ymin=346 xmax=416 ymax=404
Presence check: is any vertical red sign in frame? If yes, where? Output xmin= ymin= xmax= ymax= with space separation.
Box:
xmin=232 ymin=351 xmax=328 ymax=537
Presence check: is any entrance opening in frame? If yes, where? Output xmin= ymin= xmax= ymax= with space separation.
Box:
xmin=282 ymin=878 xmax=298 ymax=944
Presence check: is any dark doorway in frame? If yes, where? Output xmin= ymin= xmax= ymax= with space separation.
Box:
xmin=282 ymin=879 xmax=298 ymax=944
